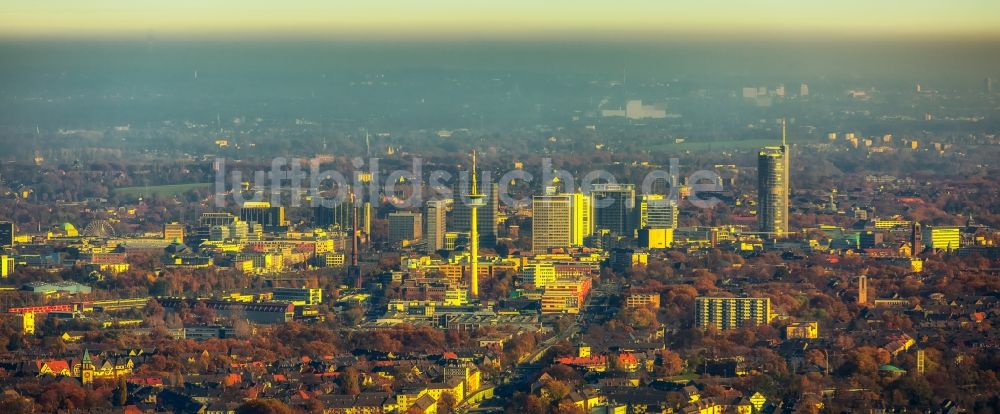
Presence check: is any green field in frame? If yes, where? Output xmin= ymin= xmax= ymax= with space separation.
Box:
xmin=114 ymin=183 xmax=213 ymax=198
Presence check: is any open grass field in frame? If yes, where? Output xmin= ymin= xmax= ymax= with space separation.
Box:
xmin=114 ymin=183 xmax=213 ymax=198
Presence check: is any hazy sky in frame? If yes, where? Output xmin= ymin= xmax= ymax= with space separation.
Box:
xmin=2 ymin=0 xmax=999 ymax=40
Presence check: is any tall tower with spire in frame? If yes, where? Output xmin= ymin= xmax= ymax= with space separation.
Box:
xmin=468 ymin=151 xmax=485 ymax=299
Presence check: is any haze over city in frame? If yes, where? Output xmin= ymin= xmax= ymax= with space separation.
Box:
xmin=0 ymin=2 xmax=999 ymax=414
xmin=3 ymin=1 xmax=1000 ymax=39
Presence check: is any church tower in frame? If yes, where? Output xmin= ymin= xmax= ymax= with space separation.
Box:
xmin=81 ymin=348 xmax=95 ymax=385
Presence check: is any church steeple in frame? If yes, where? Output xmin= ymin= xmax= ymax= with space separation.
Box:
xmin=81 ymin=348 xmax=95 ymax=385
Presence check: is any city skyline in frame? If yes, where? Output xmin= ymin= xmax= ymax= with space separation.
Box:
xmin=1 ymin=3 xmax=999 ymax=413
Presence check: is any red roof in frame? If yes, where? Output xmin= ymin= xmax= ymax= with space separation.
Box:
xmin=556 ymin=355 xmax=607 ymax=367
xmin=37 ymin=359 xmax=70 ymax=374
xmin=128 ymin=377 xmax=165 ymax=386
xmin=617 ymin=353 xmax=638 ymax=365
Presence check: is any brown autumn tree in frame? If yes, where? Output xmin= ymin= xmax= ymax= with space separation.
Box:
xmin=236 ymin=399 xmax=294 ymax=414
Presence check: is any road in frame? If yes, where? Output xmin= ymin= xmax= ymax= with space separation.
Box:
xmin=463 ymin=280 xmax=616 ymax=412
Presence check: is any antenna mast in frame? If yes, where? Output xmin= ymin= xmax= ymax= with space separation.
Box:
xmin=781 ymin=118 xmax=787 ymax=147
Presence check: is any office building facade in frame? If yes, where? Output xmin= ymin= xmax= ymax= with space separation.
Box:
xmin=0 ymin=221 xmax=14 ymax=248
xmin=425 ymin=200 xmax=449 ymax=252
xmin=571 ymin=192 xmax=593 ymax=246
xmin=389 ymin=211 xmax=423 ymax=245
xmin=638 ymin=195 xmax=678 ymax=229
xmin=239 ymin=201 xmax=286 ymax=229
xmin=757 ymin=143 xmax=789 ymax=237
xmin=532 ymin=192 xmax=573 ymax=254
xmin=591 ymin=183 xmax=635 ymax=236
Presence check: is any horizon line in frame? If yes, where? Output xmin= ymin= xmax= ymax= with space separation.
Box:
xmin=2 ymin=27 xmax=1000 ymax=44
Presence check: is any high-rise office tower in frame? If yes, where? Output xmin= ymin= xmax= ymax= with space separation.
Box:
xmin=425 ymin=199 xmax=448 ymax=252
xmin=591 ymin=183 xmax=635 ymax=236
xmin=636 ymin=194 xmax=678 ymax=229
xmin=452 ymin=180 xmax=498 ymax=248
xmin=570 ymin=192 xmax=593 ymax=246
xmin=361 ymin=202 xmax=372 ymax=243
xmin=987 ymin=77 xmax=994 ymax=95
xmin=388 ymin=211 xmax=422 ymax=245
xmin=532 ymin=188 xmax=573 ymax=254
xmin=347 ymin=191 xmax=362 ymax=288
xmin=0 ymin=221 xmax=14 ymax=248
xmin=757 ymin=119 xmax=790 ymax=237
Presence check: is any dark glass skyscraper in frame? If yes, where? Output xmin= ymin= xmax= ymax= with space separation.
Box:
xmin=0 ymin=222 xmax=13 ymax=248
xmin=239 ymin=201 xmax=285 ymax=228
xmin=591 ymin=183 xmax=635 ymax=236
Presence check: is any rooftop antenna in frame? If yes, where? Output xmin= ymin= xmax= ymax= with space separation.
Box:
xmin=781 ymin=118 xmax=787 ymax=147
xmin=365 ymin=129 xmax=371 ymax=158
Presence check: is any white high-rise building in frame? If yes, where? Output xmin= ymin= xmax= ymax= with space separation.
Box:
xmin=532 ymin=189 xmax=573 ymax=254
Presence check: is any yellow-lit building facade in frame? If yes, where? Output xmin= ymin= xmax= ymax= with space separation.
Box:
xmin=571 ymin=192 xmax=593 ymax=246
xmin=696 ymin=297 xmax=774 ymax=330
xmin=785 ymin=321 xmax=819 ymax=339
xmin=924 ymin=226 xmax=961 ymax=251
xmin=625 ymin=293 xmax=661 ymax=309
xmin=1 ymin=255 xmax=14 ymax=277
